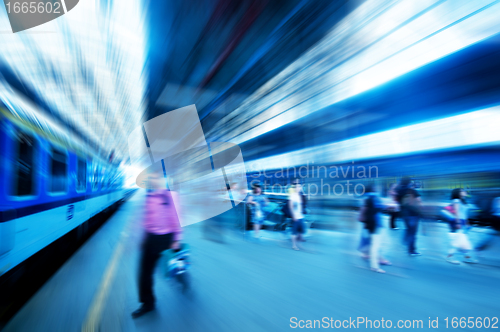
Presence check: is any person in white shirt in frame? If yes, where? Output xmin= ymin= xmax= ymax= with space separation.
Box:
xmin=289 ymin=178 xmax=306 ymax=250
xmin=446 ymin=188 xmax=477 ymax=264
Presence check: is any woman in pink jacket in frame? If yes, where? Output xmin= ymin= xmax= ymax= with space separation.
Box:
xmin=132 ymin=172 xmax=182 ymax=318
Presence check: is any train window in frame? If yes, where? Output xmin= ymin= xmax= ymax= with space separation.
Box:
xmin=101 ymin=166 xmax=106 ymax=189
xmin=92 ymin=164 xmax=99 ymax=191
xmin=107 ymin=170 xmax=114 ymax=189
xmin=76 ymin=157 xmax=86 ymax=192
xmin=49 ymin=147 xmax=68 ymax=193
xmin=100 ymin=166 xmax=104 ymax=189
xmin=12 ymin=132 xmax=36 ymax=196
xmin=101 ymin=167 xmax=107 ymax=190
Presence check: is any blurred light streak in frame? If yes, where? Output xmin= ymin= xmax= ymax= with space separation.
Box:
xmin=0 ymin=0 xmax=147 ymax=161
xmin=207 ymin=0 xmax=500 ymax=145
xmin=249 ymin=107 xmax=500 ymax=171
xmin=0 ymin=80 xmax=89 ymax=152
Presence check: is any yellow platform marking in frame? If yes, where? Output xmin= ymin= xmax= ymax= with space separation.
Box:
xmin=81 ymin=226 xmax=130 ymax=332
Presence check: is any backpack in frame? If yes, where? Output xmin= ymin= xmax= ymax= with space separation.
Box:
xmin=281 ymin=201 xmax=292 ymax=218
xmin=281 ymin=192 xmax=307 ymax=218
xmin=398 ymin=186 xmax=420 ymax=215
xmin=358 ymin=195 xmax=376 ymax=223
xmin=444 ymin=204 xmax=456 ymax=215
xmin=365 ymin=195 xmax=376 ymax=221
xmin=300 ymin=193 xmax=307 ymax=212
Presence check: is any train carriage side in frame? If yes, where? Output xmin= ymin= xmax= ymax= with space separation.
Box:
xmin=0 ymin=112 xmax=125 ymax=277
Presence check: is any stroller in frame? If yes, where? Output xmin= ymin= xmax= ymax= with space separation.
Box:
xmin=160 ymin=243 xmax=191 ymax=292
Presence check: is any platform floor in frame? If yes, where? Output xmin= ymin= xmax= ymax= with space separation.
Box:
xmin=3 ymin=191 xmax=500 ymax=332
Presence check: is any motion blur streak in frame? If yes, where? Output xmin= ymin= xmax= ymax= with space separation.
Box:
xmin=207 ymin=0 xmax=500 ymax=145
xmin=0 ymin=0 xmax=147 ymax=161
xmin=2 ymin=0 xmax=500 ymax=331
xmin=249 ymin=107 xmax=500 ymax=171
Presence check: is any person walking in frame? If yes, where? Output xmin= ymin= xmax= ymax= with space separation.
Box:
xmin=132 ymin=172 xmax=182 ymax=318
xmin=246 ymin=182 xmax=269 ymax=238
xmin=361 ymin=184 xmax=391 ymax=273
xmin=289 ymin=178 xmax=307 ymax=250
xmin=446 ymin=188 xmax=477 ymax=264
xmin=388 ymin=183 xmax=400 ymax=230
xmin=397 ymin=177 xmax=422 ymax=256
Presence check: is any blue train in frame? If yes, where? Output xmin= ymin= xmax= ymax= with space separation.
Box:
xmin=0 ymin=106 xmax=128 ymax=278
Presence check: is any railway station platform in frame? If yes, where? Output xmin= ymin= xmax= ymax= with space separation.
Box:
xmin=3 ymin=191 xmax=500 ymax=332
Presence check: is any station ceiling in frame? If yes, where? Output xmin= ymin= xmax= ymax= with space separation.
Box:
xmin=1 ymin=0 xmax=500 ymax=163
